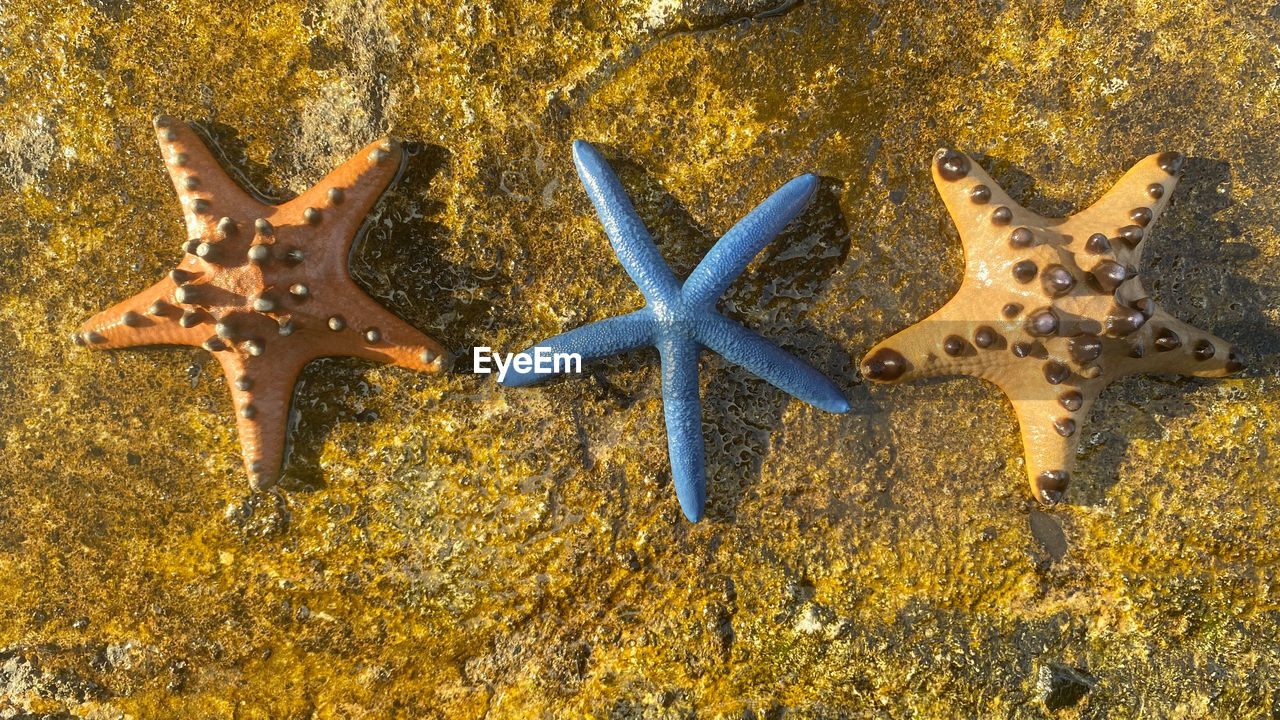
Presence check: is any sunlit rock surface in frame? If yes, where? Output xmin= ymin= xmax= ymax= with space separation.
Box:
xmin=1 ymin=1 xmax=1278 ymax=717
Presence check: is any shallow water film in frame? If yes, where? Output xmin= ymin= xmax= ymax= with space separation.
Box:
xmin=2 ymin=1 xmax=1280 ymax=717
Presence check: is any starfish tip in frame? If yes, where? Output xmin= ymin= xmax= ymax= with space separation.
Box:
xmin=425 ymin=348 xmax=456 ymax=372
xmin=1156 ymin=150 xmax=1185 ymax=175
xmin=1034 ymin=470 xmax=1071 ymax=506
xmin=815 ymin=389 xmax=852 ymax=414
xmin=793 ymin=172 xmax=820 ymax=195
xmin=571 ymin=139 xmax=604 ymax=168
xmin=671 ymin=472 xmax=707 ymax=523
xmin=1038 ymin=490 xmax=1063 ymax=506
xmin=680 ymin=504 xmax=705 ymax=523
xmin=859 ymin=346 xmax=908 ymax=382
xmin=932 ymin=147 xmax=971 ymax=182
xmin=74 ymin=325 xmax=107 ymax=346
xmin=383 ymin=137 xmax=407 ymax=161
xmin=248 ymin=467 xmax=279 ymax=492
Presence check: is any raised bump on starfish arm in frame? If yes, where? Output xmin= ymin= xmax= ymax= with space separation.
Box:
xmin=658 ymin=338 xmax=707 ymax=522
xmin=859 ymin=302 xmax=987 ymax=384
xmin=76 ymin=277 xmax=211 ymax=349
xmin=572 ymin=141 xmax=682 ymax=303
xmin=1071 ymin=151 xmax=1182 ymax=260
xmin=696 ymin=313 xmax=850 ymax=413
xmin=153 ymin=116 xmax=268 ymax=232
xmin=929 ymin=148 xmax=1056 ymax=256
xmin=1110 ymin=310 xmax=1244 ymax=380
xmin=683 ymin=174 xmax=820 ymax=307
xmin=498 ymin=309 xmax=656 ymax=387
xmin=219 ymin=352 xmax=308 ymax=490
xmin=288 ymin=138 xmax=405 ymax=260
xmin=998 ymin=379 xmax=1105 ymax=504
xmin=301 ymin=286 xmax=453 ymax=373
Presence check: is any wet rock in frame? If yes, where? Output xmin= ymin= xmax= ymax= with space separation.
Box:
xmin=0 ymin=114 xmax=58 ymax=190
xmin=2 ymin=0 xmax=1278 ymax=716
xmin=1028 ymin=509 xmax=1068 ymax=562
xmin=634 ymin=0 xmax=801 ymax=33
xmin=104 ymin=642 xmax=137 ymax=671
xmin=792 ymin=603 xmax=836 ymax=635
xmin=0 ymin=649 xmax=41 ymax=698
xmin=47 ymin=667 xmax=107 ymax=704
xmin=533 ymin=636 xmax=592 ymax=695
xmin=1036 ymin=662 xmax=1096 ymax=710
xmin=223 ymin=492 xmax=291 ymax=538
xmin=705 ymin=603 xmax=735 ymax=661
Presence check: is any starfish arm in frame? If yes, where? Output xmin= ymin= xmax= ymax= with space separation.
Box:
xmin=658 ymin=337 xmax=707 ymax=522
xmin=572 ymin=141 xmax=681 ymax=304
xmin=282 ymin=138 xmax=405 ymax=267
xmin=219 ymin=351 xmax=308 ymax=489
xmin=1111 ymin=309 xmax=1245 ymax=380
xmin=152 ymin=116 xmax=268 ymax=237
xmin=696 ymin=313 xmax=849 ymax=413
xmin=861 ymin=298 xmax=1101 ymax=502
xmin=860 ymin=299 xmax=1012 ymax=384
xmin=75 ymin=276 xmax=210 ymax=349
xmin=298 ymin=283 xmax=453 ymax=373
xmin=682 ymin=174 xmax=819 ymax=307
xmin=1071 ymin=151 xmax=1182 ymax=264
xmin=1000 ymin=376 xmax=1105 ymax=504
xmin=929 ymin=148 xmax=1054 ymax=258
xmin=497 ymin=309 xmax=655 ymax=387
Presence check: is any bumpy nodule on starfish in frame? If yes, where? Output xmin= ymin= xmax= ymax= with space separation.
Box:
xmin=501 ymin=140 xmax=850 ymax=522
xmin=861 ymin=148 xmax=1244 ymax=504
xmin=73 ymin=116 xmax=451 ymax=489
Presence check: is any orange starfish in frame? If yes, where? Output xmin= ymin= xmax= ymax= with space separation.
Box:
xmin=74 ymin=116 xmax=451 ymax=488
xmin=861 ymin=148 xmax=1245 ymax=503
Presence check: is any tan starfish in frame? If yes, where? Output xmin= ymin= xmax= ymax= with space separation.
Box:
xmin=74 ymin=116 xmax=451 ymax=488
xmin=860 ymin=148 xmax=1245 ymax=504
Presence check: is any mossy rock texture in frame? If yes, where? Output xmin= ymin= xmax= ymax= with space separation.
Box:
xmin=2 ymin=1 xmax=1280 ymax=717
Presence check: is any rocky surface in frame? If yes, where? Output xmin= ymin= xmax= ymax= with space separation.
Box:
xmin=1 ymin=0 xmax=1279 ymax=717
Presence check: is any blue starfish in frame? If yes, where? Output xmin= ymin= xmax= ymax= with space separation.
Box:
xmin=500 ymin=141 xmax=850 ymax=522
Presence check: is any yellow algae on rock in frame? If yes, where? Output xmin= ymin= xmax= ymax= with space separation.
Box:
xmin=1 ymin=0 xmax=1279 ymax=718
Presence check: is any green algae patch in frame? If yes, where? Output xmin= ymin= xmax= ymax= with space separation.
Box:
xmin=2 ymin=0 xmax=1280 ymax=718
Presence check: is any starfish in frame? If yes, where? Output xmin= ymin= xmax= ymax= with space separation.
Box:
xmin=500 ymin=141 xmax=850 ymax=522
xmin=73 ymin=116 xmax=451 ymax=489
xmin=860 ymin=148 xmax=1245 ymax=504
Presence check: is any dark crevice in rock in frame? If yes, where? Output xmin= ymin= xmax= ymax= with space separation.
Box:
xmin=549 ymin=0 xmax=808 ymax=119
xmin=1037 ymin=662 xmax=1096 ymax=710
